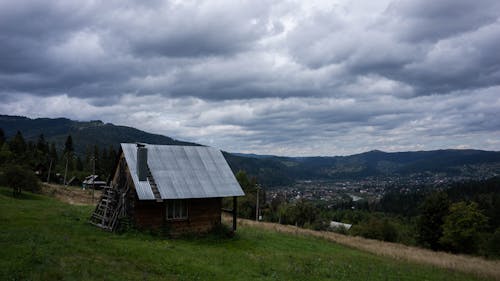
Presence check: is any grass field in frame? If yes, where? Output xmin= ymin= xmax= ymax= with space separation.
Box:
xmin=0 ymin=187 xmax=495 ymax=281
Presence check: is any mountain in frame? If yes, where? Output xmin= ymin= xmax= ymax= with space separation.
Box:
xmin=1 ymin=115 xmax=500 ymax=186
xmin=0 ymin=115 xmax=197 ymax=155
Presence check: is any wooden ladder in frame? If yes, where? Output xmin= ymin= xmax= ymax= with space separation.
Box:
xmin=89 ymin=186 xmax=118 ymax=231
xmin=147 ymin=166 xmax=163 ymax=202
xmin=89 ymin=182 xmax=130 ymax=232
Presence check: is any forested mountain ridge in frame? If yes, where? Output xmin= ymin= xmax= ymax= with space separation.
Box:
xmin=227 ymin=149 xmax=500 ymax=186
xmin=2 ymin=115 xmax=500 ymax=186
xmin=0 ymin=115 xmax=196 ymax=155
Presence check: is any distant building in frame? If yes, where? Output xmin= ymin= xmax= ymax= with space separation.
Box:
xmin=329 ymin=221 xmax=352 ymax=230
xmin=90 ymin=143 xmax=244 ymax=235
xmin=82 ymin=175 xmax=106 ymax=189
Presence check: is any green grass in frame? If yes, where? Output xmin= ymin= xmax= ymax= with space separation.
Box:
xmin=0 ymin=187 xmax=492 ymax=281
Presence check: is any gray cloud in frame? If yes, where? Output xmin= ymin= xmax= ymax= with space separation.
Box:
xmin=384 ymin=0 xmax=500 ymax=42
xmin=0 ymin=0 xmax=499 ymax=155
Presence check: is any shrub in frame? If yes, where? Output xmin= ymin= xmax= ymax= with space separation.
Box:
xmin=209 ymin=223 xmax=234 ymax=240
xmin=483 ymin=228 xmax=500 ymax=258
xmin=351 ymin=218 xmax=399 ymax=242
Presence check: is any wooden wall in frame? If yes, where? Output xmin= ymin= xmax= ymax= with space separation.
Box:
xmin=133 ymin=197 xmax=222 ymax=236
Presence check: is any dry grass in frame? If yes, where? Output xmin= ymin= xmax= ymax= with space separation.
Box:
xmin=41 ymin=183 xmax=101 ymax=206
xmin=226 ymin=216 xmax=500 ymax=280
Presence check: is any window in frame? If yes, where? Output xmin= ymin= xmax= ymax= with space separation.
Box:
xmin=166 ymin=200 xmax=189 ymax=220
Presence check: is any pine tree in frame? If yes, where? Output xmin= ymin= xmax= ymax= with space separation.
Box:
xmin=108 ymin=145 xmax=118 ymax=171
xmin=0 ymin=128 xmax=5 ymax=146
xmin=36 ymin=134 xmax=49 ymax=154
xmin=76 ymin=156 xmax=84 ymax=171
xmin=49 ymin=142 xmax=58 ymax=166
xmin=101 ymin=147 xmax=108 ymax=173
xmin=0 ymin=142 xmax=13 ymax=165
xmin=63 ymin=135 xmax=74 ymax=155
xmin=63 ymin=135 xmax=75 ymax=171
xmin=9 ymin=131 xmax=27 ymax=155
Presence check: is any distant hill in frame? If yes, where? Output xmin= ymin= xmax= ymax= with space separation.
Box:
xmin=229 ymin=149 xmax=500 ymax=185
xmin=0 ymin=115 xmax=197 ymax=155
xmin=1 ymin=115 xmax=500 ymax=186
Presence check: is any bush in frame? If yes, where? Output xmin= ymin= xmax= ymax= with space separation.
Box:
xmin=1 ymin=165 xmax=41 ymax=197
xmin=351 ymin=218 xmax=399 ymax=242
xmin=479 ymin=228 xmax=500 ymax=258
xmin=209 ymin=223 xmax=234 ymax=240
xmin=331 ymin=225 xmax=349 ymax=235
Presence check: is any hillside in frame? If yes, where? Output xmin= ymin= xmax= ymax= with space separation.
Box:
xmin=0 ymin=115 xmax=197 ymax=155
xmin=0 ymin=187 xmax=496 ymax=281
xmin=2 ymin=115 xmax=500 ymax=186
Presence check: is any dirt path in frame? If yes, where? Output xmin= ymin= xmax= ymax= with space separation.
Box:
xmin=226 ymin=216 xmax=500 ymax=280
xmin=41 ymin=183 xmax=101 ymax=206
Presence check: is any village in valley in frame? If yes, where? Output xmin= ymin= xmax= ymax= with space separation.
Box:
xmin=267 ymin=167 xmax=500 ymax=207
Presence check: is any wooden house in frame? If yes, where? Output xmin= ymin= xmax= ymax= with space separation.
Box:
xmin=90 ymin=143 xmax=245 ymax=235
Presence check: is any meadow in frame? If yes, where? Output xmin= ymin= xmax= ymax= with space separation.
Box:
xmin=0 ymin=187 xmax=495 ymax=281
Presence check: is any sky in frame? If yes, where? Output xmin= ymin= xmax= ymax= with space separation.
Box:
xmin=1 ymin=0 xmax=499 ymax=156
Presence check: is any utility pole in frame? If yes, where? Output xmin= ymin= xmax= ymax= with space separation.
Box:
xmin=46 ymin=158 xmax=52 ymax=183
xmin=256 ymin=184 xmax=261 ymax=221
xmin=64 ymin=153 xmax=69 ymax=187
xmin=92 ymin=156 xmax=96 ymax=204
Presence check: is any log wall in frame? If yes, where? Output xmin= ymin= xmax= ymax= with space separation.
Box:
xmin=132 ymin=197 xmax=222 ymax=236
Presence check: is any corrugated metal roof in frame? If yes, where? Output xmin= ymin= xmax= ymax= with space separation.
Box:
xmin=121 ymin=143 xmax=245 ymax=200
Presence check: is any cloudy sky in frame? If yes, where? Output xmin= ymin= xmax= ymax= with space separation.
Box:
xmin=1 ymin=0 xmax=499 ymax=156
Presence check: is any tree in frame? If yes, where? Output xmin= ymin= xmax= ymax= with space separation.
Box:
xmin=101 ymin=147 xmax=109 ymax=177
xmin=417 ymin=191 xmax=450 ymax=250
xmin=63 ymin=135 xmax=74 ymax=155
xmin=36 ymin=134 xmax=49 ymax=154
xmin=2 ymin=165 xmax=41 ymax=197
xmin=483 ymin=228 xmax=500 ymax=258
xmin=294 ymin=199 xmax=317 ymax=227
xmin=0 ymin=128 xmax=5 ymax=146
xmin=9 ymin=131 xmax=27 ymax=155
xmin=234 ymin=170 xmax=259 ymax=219
xmin=108 ymin=145 xmax=117 ymax=169
xmin=76 ymin=156 xmax=84 ymax=171
xmin=63 ymin=135 xmax=75 ymax=172
xmin=49 ymin=142 xmax=58 ymax=165
xmin=0 ymin=143 xmax=13 ymax=165
xmin=439 ymin=201 xmax=488 ymax=254
xmin=236 ymin=170 xmax=251 ymax=190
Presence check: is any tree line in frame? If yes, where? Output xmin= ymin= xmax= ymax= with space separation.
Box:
xmin=0 ymin=128 xmax=118 ymax=194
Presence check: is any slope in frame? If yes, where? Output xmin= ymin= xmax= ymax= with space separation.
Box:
xmin=0 ymin=187 xmax=495 ymax=281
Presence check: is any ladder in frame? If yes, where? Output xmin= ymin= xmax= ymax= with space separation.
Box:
xmin=147 ymin=166 xmax=163 ymax=202
xmin=89 ymin=186 xmax=118 ymax=231
xmin=89 ymin=184 xmax=129 ymax=232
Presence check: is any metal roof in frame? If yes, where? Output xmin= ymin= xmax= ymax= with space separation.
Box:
xmin=121 ymin=143 xmax=245 ymax=200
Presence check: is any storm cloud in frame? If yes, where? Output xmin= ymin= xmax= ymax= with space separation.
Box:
xmin=0 ymin=0 xmax=499 ymax=155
